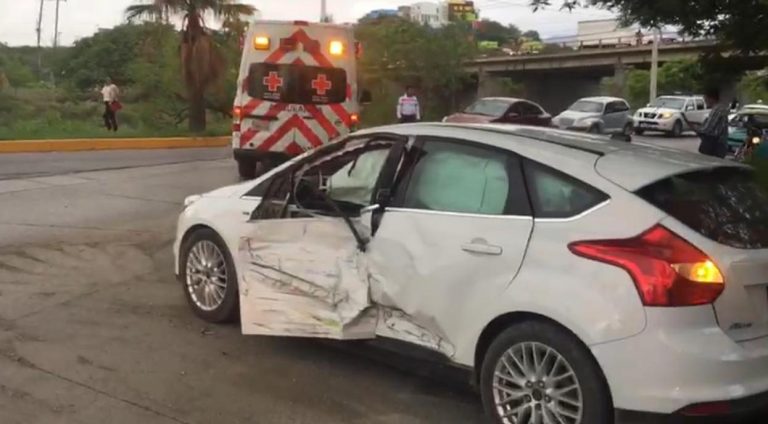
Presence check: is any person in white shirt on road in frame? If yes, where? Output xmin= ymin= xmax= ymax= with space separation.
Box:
xmin=397 ymin=86 xmax=420 ymax=123
xmin=101 ymin=78 xmax=121 ymax=132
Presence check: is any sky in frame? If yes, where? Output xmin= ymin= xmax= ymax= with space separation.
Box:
xmin=0 ymin=0 xmax=614 ymax=47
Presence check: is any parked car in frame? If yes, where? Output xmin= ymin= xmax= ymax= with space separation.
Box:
xmin=634 ymin=95 xmax=710 ymax=137
xmin=553 ymin=96 xmax=633 ymax=135
xmin=176 ymin=123 xmax=768 ymax=424
xmin=728 ymin=107 xmax=768 ymax=159
xmin=443 ymin=97 xmax=552 ymax=127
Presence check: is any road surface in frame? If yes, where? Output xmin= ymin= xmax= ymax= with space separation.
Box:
xmin=0 ymin=136 xmax=748 ymax=424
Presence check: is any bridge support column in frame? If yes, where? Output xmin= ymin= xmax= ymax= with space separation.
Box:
xmin=478 ymin=71 xmax=506 ymax=98
xmin=612 ymin=62 xmax=629 ymax=98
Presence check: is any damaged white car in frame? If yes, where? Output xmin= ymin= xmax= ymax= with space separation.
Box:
xmin=175 ymin=123 xmax=768 ymax=424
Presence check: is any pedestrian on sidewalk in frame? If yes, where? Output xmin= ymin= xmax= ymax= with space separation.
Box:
xmin=397 ymin=86 xmax=421 ymax=124
xmin=101 ymin=77 xmax=121 ymax=132
xmin=683 ymin=86 xmax=729 ymax=158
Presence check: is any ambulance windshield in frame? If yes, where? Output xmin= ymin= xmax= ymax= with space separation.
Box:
xmin=248 ymin=63 xmax=348 ymax=105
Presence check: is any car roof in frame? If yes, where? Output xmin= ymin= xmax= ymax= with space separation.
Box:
xmin=354 ymin=123 xmax=741 ymax=191
xmin=577 ymin=96 xmax=626 ymax=103
xmin=477 ymin=97 xmax=524 ymax=103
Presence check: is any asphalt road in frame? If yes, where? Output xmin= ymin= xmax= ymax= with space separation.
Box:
xmin=0 ymin=136 xmax=747 ymax=424
xmin=0 ymin=147 xmax=230 ymax=180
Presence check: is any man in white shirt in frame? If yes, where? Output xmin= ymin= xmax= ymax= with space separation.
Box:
xmin=101 ymin=78 xmax=120 ymax=132
xmin=396 ymin=86 xmax=421 ymax=123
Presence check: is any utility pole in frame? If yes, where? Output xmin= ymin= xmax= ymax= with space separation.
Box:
xmin=36 ymin=0 xmax=45 ymax=72
xmin=320 ymin=0 xmax=327 ymax=22
xmin=649 ymin=27 xmax=660 ymax=102
xmin=53 ymin=0 xmax=65 ymax=48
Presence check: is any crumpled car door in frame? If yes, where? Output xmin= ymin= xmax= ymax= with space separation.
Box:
xmin=238 ymin=217 xmax=377 ymax=339
xmin=237 ymin=137 xmax=406 ymax=340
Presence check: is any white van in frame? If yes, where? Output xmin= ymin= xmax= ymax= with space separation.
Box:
xmin=232 ymin=20 xmax=367 ymax=179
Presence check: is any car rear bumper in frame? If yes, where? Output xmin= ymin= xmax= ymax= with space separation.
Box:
xmin=233 ymin=148 xmax=291 ymax=162
xmin=592 ymin=306 xmax=768 ymax=415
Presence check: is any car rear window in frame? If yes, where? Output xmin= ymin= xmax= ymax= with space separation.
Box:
xmin=636 ymin=168 xmax=768 ymax=249
xmin=248 ymin=63 xmax=347 ymax=105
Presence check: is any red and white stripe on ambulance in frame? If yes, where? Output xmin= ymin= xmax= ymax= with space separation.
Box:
xmin=233 ymin=24 xmax=359 ymax=154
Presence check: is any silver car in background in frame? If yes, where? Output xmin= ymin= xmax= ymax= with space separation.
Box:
xmin=553 ymin=96 xmax=634 ymax=136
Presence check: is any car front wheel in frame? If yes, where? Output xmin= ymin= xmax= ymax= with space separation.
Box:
xmin=480 ymin=321 xmax=613 ymax=424
xmin=180 ymin=229 xmax=239 ymax=323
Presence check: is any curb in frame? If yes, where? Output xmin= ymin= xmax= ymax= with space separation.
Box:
xmin=0 ymin=136 xmax=231 ymax=154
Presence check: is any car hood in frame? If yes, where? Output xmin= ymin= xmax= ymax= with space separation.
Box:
xmin=201 ymin=180 xmax=255 ymax=198
xmin=444 ymin=113 xmax=496 ymax=123
xmin=556 ymin=111 xmax=600 ymax=121
xmin=636 ymin=107 xmax=680 ymax=115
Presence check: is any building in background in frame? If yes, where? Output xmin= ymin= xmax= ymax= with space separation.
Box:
xmin=363 ymin=1 xmax=478 ymax=28
xmin=446 ymin=0 xmax=478 ymax=23
xmin=403 ymin=2 xmax=449 ymax=28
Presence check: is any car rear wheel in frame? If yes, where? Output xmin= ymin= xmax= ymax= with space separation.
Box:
xmin=622 ymin=123 xmax=633 ymax=137
xmin=480 ymin=321 xmax=613 ymax=424
xmin=180 ymin=229 xmax=239 ymax=323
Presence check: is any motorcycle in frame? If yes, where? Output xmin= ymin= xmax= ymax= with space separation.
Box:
xmin=733 ymin=122 xmax=766 ymax=162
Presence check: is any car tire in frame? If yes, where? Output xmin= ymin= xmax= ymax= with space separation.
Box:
xmin=634 ymin=128 xmax=644 ymax=136
xmin=180 ymin=228 xmax=239 ymax=324
xmin=669 ymin=120 xmax=683 ymax=138
xmin=237 ymin=158 xmax=257 ymax=180
xmin=480 ymin=321 xmax=613 ymax=424
xmin=622 ymin=123 xmax=633 ymax=137
xmin=587 ymin=124 xmax=601 ymax=134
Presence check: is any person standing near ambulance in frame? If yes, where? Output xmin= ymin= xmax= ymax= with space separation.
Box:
xmin=397 ymin=86 xmax=421 ymax=123
xmin=101 ymin=78 xmax=121 ymax=132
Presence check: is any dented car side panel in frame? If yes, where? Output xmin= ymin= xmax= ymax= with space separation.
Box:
xmin=238 ymin=218 xmax=377 ymax=339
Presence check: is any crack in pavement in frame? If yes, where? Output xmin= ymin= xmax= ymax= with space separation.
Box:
xmin=3 ymin=352 xmax=192 ymax=424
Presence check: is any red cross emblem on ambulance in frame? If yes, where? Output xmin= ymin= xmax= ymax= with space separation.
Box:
xmin=311 ymin=74 xmax=332 ymax=96
xmin=263 ymin=71 xmax=283 ymax=92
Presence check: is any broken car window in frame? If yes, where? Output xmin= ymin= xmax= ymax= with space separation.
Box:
xmin=326 ymin=149 xmax=390 ymax=207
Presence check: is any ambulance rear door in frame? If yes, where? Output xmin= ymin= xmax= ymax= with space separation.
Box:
xmin=234 ymin=21 xmax=359 ymax=155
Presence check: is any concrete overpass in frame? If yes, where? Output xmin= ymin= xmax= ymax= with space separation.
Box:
xmin=464 ymin=40 xmax=719 ymax=113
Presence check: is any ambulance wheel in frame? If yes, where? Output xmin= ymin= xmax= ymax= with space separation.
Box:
xmin=237 ymin=158 xmax=256 ymax=180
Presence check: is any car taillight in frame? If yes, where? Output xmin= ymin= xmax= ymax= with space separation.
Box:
xmin=232 ymin=122 xmax=241 ymax=133
xmin=350 ymin=113 xmax=360 ymax=125
xmin=569 ymin=225 xmax=725 ymax=307
xmin=678 ymin=401 xmax=732 ymax=416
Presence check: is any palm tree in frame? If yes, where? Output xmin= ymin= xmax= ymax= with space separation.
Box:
xmin=126 ymin=0 xmax=256 ymax=132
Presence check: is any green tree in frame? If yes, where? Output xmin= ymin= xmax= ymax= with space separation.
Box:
xmin=356 ymin=19 xmax=476 ymax=123
xmin=658 ymin=59 xmax=702 ymax=95
xmin=474 ymin=20 xmax=522 ymax=45
xmin=126 ymin=0 xmax=256 ymax=132
xmin=522 ymin=30 xmax=542 ymax=42
xmin=531 ymin=0 xmax=768 ymax=53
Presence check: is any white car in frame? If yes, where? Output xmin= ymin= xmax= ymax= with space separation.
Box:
xmin=175 ymin=123 xmax=768 ymax=423
xmin=634 ymin=95 xmax=710 ymax=137
xmin=553 ymin=96 xmax=634 ymax=135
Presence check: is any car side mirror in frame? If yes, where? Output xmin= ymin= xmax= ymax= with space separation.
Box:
xmin=360 ymin=89 xmax=372 ymax=105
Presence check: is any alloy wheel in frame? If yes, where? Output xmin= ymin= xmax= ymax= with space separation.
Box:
xmin=185 ymin=240 xmax=228 ymax=311
xmin=492 ymin=342 xmax=583 ymax=424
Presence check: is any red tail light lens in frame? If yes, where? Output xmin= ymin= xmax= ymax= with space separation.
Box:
xmin=232 ymin=122 xmax=241 ymax=133
xmin=569 ymin=225 xmax=725 ymax=307
xmin=350 ymin=113 xmax=360 ymax=125
xmin=678 ymin=401 xmax=732 ymax=416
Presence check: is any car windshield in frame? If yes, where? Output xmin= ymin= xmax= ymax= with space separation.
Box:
xmin=568 ymin=100 xmax=603 ymax=113
xmin=464 ymin=99 xmax=511 ymax=117
xmin=649 ymin=97 xmax=686 ymax=110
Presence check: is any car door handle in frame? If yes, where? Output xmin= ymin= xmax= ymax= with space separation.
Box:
xmin=461 ymin=242 xmax=503 ymax=256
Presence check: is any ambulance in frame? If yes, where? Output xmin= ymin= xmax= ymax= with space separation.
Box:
xmin=232 ymin=20 xmax=368 ymax=179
